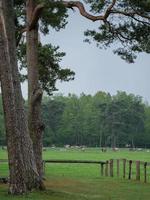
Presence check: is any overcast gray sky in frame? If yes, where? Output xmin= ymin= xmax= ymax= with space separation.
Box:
xmin=22 ymin=9 xmax=150 ymax=102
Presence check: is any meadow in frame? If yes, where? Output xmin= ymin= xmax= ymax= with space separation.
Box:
xmin=0 ymin=148 xmax=150 ymax=200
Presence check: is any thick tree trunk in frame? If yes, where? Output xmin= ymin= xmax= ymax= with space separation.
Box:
xmin=26 ymin=0 xmax=45 ymax=185
xmin=0 ymin=0 xmax=41 ymax=194
xmin=0 ymin=1 xmax=27 ymax=194
xmin=0 ymin=20 xmax=26 ymax=194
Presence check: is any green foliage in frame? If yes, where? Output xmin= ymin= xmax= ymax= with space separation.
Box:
xmin=106 ymin=92 xmax=145 ymax=147
xmin=17 ymin=43 xmax=75 ymax=95
xmin=40 ymin=91 xmax=150 ymax=147
xmin=14 ymin=0 xmax=68 ymax=33
xmin=42 ymin=96 xmax=66 ymax=146
xmin=38 ymin=44 xmax=75 ymax=95
xmin=0 ymin=91 xmax=149 ymax=147
xmin=37 ymin=0 xmax=68 ymax=34
xmin=84 ymin=0 xmax=150 ymax=63
xmin=15 ymin=0 xmax=72 ymax=95
xmin=84 ymin=0 xmax=106 ymax=13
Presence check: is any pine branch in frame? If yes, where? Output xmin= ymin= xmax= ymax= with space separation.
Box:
xmin=111 ymin=9 xmax=150 ymax=20
xmin=28 ymin=0 xmax=117 ymax=30
xmin=22 ymin=0 xmax=150 ymax=32
xmin=63 ymin=0 xmax=117 ymax=22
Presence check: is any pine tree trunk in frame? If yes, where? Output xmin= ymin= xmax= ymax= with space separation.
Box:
xmin=26 ymin=0 xmax=45 ymax=185
xmin=0 ymin=1 xmax=27 ymax=194
xmin=0 ymin=0 xmax=41 ymax=194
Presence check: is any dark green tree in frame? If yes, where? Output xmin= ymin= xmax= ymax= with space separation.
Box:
xmin=41 ymin=92 xmax=147 ymax=148
xmin=58 ymin=94 xmax=81 ymax=145
xmin=42 ymin=96 xmax=66 ymax=146
xmin=0 ymin=91 xmax=149 ymax=148
xmin=63 ymin=0 xmax=150 ymax=63
xmin=17 ymin=43 xmax=75 ymax=95
xmin=92 ymin=91 xmax=111 ymax=147
xmin=143 ymin=104 xmax=150 ymax=147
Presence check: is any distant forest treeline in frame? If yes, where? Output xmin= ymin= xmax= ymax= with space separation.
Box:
xmin=0 ymin=91 xmax=150 ymax=148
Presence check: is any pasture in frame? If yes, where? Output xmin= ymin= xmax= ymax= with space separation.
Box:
xmin=0 ymin=148 xmax=150 ymax=200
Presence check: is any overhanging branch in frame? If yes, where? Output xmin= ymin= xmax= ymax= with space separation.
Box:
xmin=22 ymin=0 xmax=150 ymax=32
xmin=104 ymin=0 xmax=116 ymax=19
xmin=24 ymin=1 xmax=117 ymax=32
xmin=63 ymin=0 xmax=117 ymax=22
xmin=63 ymin=1 xmax=104 ymax=21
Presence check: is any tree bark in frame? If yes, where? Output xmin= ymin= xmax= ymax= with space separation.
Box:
xmin=26 ymin=0 xmax=45 ymax=186
xmin=0 ymin=14 xmax=26 ymax=194
xmin=0 ymin=0 xmax=41 ymax=194
xmin=0 ymin=0 xmax=28 ymax=194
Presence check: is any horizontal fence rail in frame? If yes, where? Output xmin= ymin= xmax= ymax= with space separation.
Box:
xmin=44 ymin=159 xmax=106 ymax=164
xmin=43 ymin=159 xmax=106 ymax=176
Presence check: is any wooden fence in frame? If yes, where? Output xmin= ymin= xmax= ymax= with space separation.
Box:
xmin=43 ymin=158 xmax=150 ymax=183
xmin=0 ymin=159 xmax=150 ymax=183
xmin=43 ymin=159 xmax=106 ymax=177
xmin=101 ymin=159 xmax=150 ymax=183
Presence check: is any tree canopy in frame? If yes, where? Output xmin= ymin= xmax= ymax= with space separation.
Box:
xmin=40 ymin=91 xmax=149 ymax=148
xmin=64 ymin=0 xmax=150 ymax=63
xmin=1 ymin=91 xmax=149 ymax=148
xmin=15 ymin=0 xmax=74 ymax=95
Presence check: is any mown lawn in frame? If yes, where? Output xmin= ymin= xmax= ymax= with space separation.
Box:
xmin=0 ymin=148 xmax=150 ymax=200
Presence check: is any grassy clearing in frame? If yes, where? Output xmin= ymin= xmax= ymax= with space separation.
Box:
xmin=0 ymin=148 xmax=150 ymax=199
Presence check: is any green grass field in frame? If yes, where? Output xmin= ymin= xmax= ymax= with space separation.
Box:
xmin=0 ymin=148 xmax=150 ymax=200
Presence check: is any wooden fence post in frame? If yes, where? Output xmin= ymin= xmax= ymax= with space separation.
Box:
xmin=136 ymin=161 xmax=140 ymax=181
xmin=128 ymin=160 xmax=132 ymax=180
xmin=101 ymin=163 xmax=104 ymax=176
xmin=105 ymin=160 xmax=108 ymax=176
xmin=117 ymin=159 xmax=120 ymax=177
xmin=123 ymin=159 xmax=126 ymax=179
xmin=144 ymin=162 xmax=147 ymax=183
xmin=110 ymin=159 xmax=114 ymax=177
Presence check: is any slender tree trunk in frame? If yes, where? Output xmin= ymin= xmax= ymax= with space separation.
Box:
xmin=99 ymin=129 xmax=103 ymax=148
xmin=26 ymin=0 xmax=45 ymax=185
xmin=132 ymin=138 xmax=135 ymax=149
xmin=112 ymin=134 xmax=116 ymax=149
xmin=0 ymin=0 xmax=41 ymax=194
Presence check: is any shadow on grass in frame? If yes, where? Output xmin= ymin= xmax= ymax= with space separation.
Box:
xmin=0 ymin=176 xmax=150 ymax=200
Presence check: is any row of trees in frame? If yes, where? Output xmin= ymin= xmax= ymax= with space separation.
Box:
xmin=1 ymin=91 xmax=149 ymax=148
xmin=0 ymin=0 xmax=150 ymax=195
xmin=41 ymin=91 xmax=150 ymax=148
